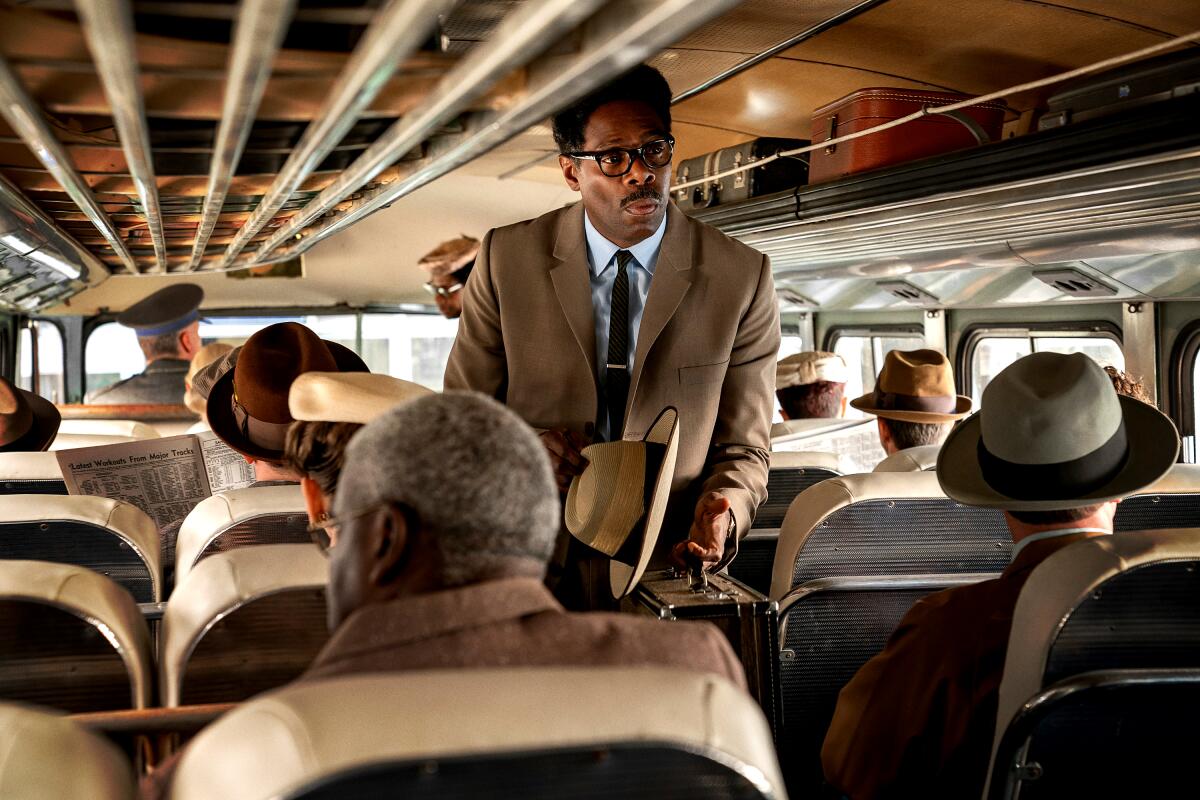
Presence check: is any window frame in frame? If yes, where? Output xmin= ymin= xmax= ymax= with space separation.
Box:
xmin=957 ymin=320 xmax=1123 ymax=399
xmin=17 ymin=317 xmax=67 ymax=401
xmin=1169 ymin=318 xmax=1200 ymax=442
xmin=823 ymin=323 xmax=925 ymax=354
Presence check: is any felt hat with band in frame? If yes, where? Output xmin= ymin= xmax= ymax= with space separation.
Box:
xmin=0 ymin=377 xmax=60 ymax=453
xmin=207 ymin=323 xmax=368 ymax=461
xmin=564 ymin=407 xmax=680 ymax=599
xmin=418 ymin=235 xmax=480 ymax=279
xmin=289 ymin=372 xmax=434 ymax=425
xmin=776 ymin=351 xmax=849 ymax=389
xmin=850 ymin=348 xmax=972 ymax=423
xmin=116 ymin=284 xmax=205 ymax=336
xmin=937 ymin=351 xmax=1178 ymax=511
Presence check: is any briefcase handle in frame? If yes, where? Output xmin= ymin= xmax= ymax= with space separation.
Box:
xmin=924 ymin=106 xmax=993 ymax=145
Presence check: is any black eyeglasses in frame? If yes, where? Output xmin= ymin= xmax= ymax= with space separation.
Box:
xmin=423 ymin=281 xmax=464 ymax=298
xmin=565 ymin=136 xmax=675 ymax=178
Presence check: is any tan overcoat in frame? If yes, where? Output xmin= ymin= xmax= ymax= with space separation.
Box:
xmin=444 ymin=201 xmax=779 ymax=557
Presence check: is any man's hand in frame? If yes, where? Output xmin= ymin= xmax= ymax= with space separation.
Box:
xmin=539 ymin=428 xmax=589 ymax=494
xmin=670 ymin=492 xmax=733 ymax=570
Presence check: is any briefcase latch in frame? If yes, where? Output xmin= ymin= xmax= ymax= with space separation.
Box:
xmin=824 ymin=115 xmax=838 ymax=154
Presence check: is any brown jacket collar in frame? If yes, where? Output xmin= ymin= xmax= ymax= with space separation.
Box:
xmin=1003 ymin=530 xmax=1109 ymax=580
xmin=311 ymin=578 xmax=562 ymax=670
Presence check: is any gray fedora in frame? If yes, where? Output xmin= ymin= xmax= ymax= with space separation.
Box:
xmin=937 ymin=352 xmax=1178 ymax=511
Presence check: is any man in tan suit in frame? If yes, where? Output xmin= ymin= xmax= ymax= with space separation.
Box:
xmin=445 ymin=66 xmax=779 ymax=607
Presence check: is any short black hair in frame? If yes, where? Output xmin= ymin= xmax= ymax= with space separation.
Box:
xmin=880 ymin=418 xmax=952 ymax=450
xmin=450 ymin=259 xmax=475 ymax=285
xmin=778 ymin=381 xmax=845 ymax=419
xmin=1008 ymin=505 xmax=1105 ymax=525
xmin=552 ymin=64 xmax=672 ymax=154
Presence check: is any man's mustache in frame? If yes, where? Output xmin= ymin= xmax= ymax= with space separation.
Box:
xmin=621 ymin=187 xmax=662 ymax=207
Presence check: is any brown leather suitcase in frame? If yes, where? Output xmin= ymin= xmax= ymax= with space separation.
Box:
xmin=808 ymin=88 xmax=1006 ymax=184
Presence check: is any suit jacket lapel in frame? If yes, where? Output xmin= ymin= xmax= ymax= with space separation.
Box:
xmin=629 ymin=203 xmax=694 ymax=416
xmin=550 ymin=202 xmax=598 ymax=378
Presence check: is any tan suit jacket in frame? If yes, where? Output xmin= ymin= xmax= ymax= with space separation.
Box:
xmin=445 ymin=201 xmax=779 ymax=556
xmin=821 ymin=532 xmax=1103 ymax=799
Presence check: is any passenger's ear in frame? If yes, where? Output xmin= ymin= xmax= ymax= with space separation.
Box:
xmin=840 ymin=396 xmax=848 ymax=418
xmin=300 ymin=477 xmax=326 ymax=524
xmin=368 ymin=504 xmax=411 ymax=588
xmin=559 ymin=155 xmax=581 ymax=191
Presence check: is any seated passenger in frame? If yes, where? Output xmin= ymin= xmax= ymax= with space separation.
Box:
xmin=283 ymin=372 xmax=432 ymax=527
xmin=1104 ymin=365 xmax=1151 ymax=403
xmin=821 ymin=352 xmax=1178 ymax=799
xmin=86 ymin=284 xmax=203 ymax=405
xmin=204 ymin=322 xmax=367 ymax=485
xmin=182 ymin=341 xmax=234 ymax=427
xmin=0 ymin=377 xmax=60 ymax=452
xmin=850 ymin=349 xmax=971 ymax=472
xmin=305 ymin=391 xmax=746 ymax=683
xmin=771 ymin=351 xmax=850 ymax=440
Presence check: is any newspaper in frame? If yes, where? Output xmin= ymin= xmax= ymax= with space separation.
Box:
xmin=771 ymin=417 xmax=887 ymax=474
xmin=56 ymin=432 xmax=257 ymax=529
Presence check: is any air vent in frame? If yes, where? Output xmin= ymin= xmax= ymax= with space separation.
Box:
xmin=776 ymin=288 xmax=817 ymax=310
xmin=876 ymin=280 xmax=939 ymax=306
xmin=1033 ymin=268 xmax=1117 ymax=297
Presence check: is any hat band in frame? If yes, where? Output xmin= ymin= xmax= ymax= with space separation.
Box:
xmin=977 ymin=419 xmax=1129 ymax=501
xmin=134 ymin=309 xmax=201 ymax=337
xmin=232 ymin=393 xmax=292 ymax=452
xmin=875 ymin=390 xmax=957 ymax=414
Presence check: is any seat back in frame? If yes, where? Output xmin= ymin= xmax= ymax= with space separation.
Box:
xmin=777 ymin=572 xmax=996 ymax=795
xmin=989 ymin=530 xmax=1200 ymax=797
xmin=0 ymin=452 xmax=66 ymax=496
xmin=49 ymin=434 xmax=140 ymax=451
xmin=0 ymin=496 xmax=161 ymax=602
xmin=174 ymin=485 xmax=309 ymax=581
xmin=769 ymin=472 xmax=1011 ymax=599
xmin=0 ymin=702 xmax=135 ymax=799
xmin=168 ymin=668 xmax=784 ymax=800
xmin=0 ymin=561 xmax=152 ymax=712
xmin=872 ymin=444 xmax=940 ymax=472
xmin=1114 ymin=464 xmax=1200 ymax=531
xmin=161 ymin=544 xmax=328 ymax=706
xmin=730 ymin=451 xmax=841 ymax=594
xmin=57 ymin=420 xmax=160 ymax=439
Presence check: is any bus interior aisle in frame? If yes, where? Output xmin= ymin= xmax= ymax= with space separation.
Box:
xmin=0 ymin=0 xmax=1199 ymax=798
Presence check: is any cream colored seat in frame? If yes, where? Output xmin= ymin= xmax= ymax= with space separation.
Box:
xmin=0 ymin=560 xmax=152 ymax=712
xmin=873 ymin=444 xmax=940 ymax=472
xmin=184 ymin=420 xmax=210 ymax=435
xmin=57 ymin=420 xmax=160 ymax=439
xmin=1113 ymin=463 xmax=1200 ymax=531
xmin=729 ymin=451 xmax=841 ymax=594
xmin=49 ymin=433 xmax=140 ymax=450
xmin=0 ymin=702 xmax=135 ymax=799
xmin=174 ymin=484 xmax=309 ymax=582
xmin=0 ymin=495 xmax=161 ymax=602
xmin=161 ymin=544 xmax=328 ymax=707
xmin=986 ymin=530 xmax=1200 ymax=799
xmin=769 ymin=471 xmax=1011 ymax=600
xmin=168 ymin=668 xmax=785 ymax=800
xmin=0 ymin=451 xmax=66 ymax=495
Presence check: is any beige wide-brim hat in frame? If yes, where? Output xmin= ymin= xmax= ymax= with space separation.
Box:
xmin=937 ymin=351 xmax=1179 ymax=511
xmin=184 ymin=342 xmax=235 ymax=415
xmin=776 ymin=351 xmax=849 ymax=389
xmin=289 ymin=372 xmax=434 ymax=424
xmin=418 ymin=235 xmax=480 ymax=278
xmin=564 ymin=407 xmax=680 ymax=599
xmin=851 ymin=348 xmax=972 ymax=423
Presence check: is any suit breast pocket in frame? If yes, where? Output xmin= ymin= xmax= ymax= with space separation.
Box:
xmin=678 ymin=359 xmax=729 ymax=386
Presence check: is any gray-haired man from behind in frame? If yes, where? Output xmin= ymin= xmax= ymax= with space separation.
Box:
xmin=304 ymin=391 xmax=746 ymax=683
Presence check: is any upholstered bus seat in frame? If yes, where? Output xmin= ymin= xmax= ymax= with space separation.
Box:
xmin=769 ymin=471 xmax=1012 ymax=600
xmin=57 ymin=420 xmax=160 ymax=439
xmin=0 ymin=495 xmax=161 ymax=603
xmin=0 ymin=452 xmax=66 ymax=496
xmin=167 ymin=668 xmax=784 ymax=800
xmin=0 ymin=561 xmax=152 ymax=712
xmin=174 ymin=485 xmax=310 ymax=582
xmin=1115 ymin=464 xmax=1200 ymax=531
xmin=161 ymin=544 xmax=328 ymax=706
xmin=49 ymin=433 xmax=140 ymax=450
xmin=0 ymin=702 xmax=135 ymax=799
xmin=730 ymin=451 xmax=842 ymax=594
xmin=872 ymin=444 xmax=940 ymax=472
xmin=986 ymin=530 xmax=1200 ymax=799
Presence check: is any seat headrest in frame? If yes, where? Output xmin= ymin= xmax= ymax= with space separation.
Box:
xmin=50 ymin=433 xmax=140 ymax=451
xmin=57 ymin=420 xmax=160 ymax=439
xmin=0 ymin=451 xmax=63 ymax=481
xmin=0 ymin=702 xmax=134 ymax=799
xmin=174 ymin=484 xmax=306 ymax=580
xmin=769 ymin=450 xmax=841 ymax=473
xmin=873 ymin=444 xmax=941 ymax=473
xmin=169 ymin=668 xmax=783 ymax=800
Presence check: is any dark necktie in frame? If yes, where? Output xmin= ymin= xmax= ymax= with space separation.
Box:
xmin=605 ymin=250 xmax=632 ymax=439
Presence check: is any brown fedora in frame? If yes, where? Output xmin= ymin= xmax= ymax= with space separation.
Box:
xmin=0 ymin=377 xmax=60 ymax=453
xmin=850 ymin=348 xmax=972 ymax=423
xmin=207 ymin=323 xmax=368 ymax=460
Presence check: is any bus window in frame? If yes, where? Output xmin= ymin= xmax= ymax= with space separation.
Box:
xmin=198 ymin=315 xmax=357 ymax=352
xmin=360 ymin=313 xmax=458 ymax=391
xmin=17 ymin=321 xmax=65 ymax=403
xmin=831 ymin=331 xmax=925 ymax=417
xmin=85 ymin=321 xmax=142 ymax=397
xmin=970 ymin=332 xmax=1124 ymax=402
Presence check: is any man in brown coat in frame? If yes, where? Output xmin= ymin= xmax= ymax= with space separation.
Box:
xmin=821 ymin=352 xmax=1179 ymax=798
xmin=444 ymin=65 xmax=779 ymax=606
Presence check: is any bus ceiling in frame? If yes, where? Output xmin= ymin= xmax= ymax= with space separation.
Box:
xmin=0 ymin=1 xmax=1196 ymax=315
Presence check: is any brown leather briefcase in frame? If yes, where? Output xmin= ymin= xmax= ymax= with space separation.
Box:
xmin=808 ymin=87 xmax=1006 ymax=184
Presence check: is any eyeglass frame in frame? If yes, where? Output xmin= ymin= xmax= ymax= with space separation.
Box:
xmin=563 ymin=135 xmax=676 ymax=178
xmin=307 ymin=500 xmax=419 ymax=554
xmin=423 ymin=281 xmax=464 ymax=298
